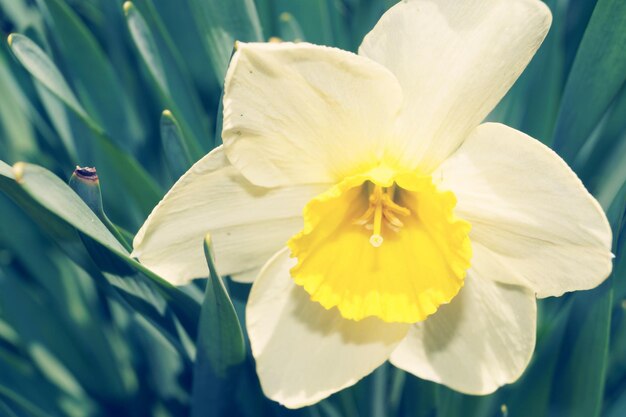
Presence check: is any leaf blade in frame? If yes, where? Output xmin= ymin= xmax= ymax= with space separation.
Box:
xmin=190 ymin=235 xmax=245 ymax=417
xmin=552 ymin=0 xmax=626 ymax=164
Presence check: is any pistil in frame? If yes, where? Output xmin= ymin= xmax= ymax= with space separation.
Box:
xmin=370 ymin=186 xmax=384 ymax=247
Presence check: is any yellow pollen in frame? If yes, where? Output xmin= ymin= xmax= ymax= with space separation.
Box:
xmin=356 ymin=184 xmax=411 ymax=247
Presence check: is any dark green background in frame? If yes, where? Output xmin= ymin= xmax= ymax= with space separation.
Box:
xmin=0 ymin=0 xmax=624 ymax=416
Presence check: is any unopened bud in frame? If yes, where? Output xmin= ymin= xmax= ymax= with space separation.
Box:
xmin=69 ymin=166 xmax=132 ymax=252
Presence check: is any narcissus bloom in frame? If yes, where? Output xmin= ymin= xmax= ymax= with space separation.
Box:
xmin=133 ymin=0 xmax=613 ymax=408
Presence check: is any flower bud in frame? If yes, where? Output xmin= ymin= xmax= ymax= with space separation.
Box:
xmin=69 ymin=166 xmax=132 ymax=252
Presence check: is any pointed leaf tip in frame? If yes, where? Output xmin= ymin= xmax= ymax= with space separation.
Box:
xmin=203 ymin=233 xmax=218 ymax=279
xmin=160 ymin=109 xmax=193 ymax=176
xmin=196 ymin=232 xmax=245 ymax=374
xmin=203 ymin=233 xmax=213 ymax=249
xmin=191 ymin=232 xmax=245 ymax=415
xmin=12 ymin=162 xmax=25 ymax=182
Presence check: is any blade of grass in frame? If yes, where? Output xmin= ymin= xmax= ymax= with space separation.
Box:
xmin=160 ymin=109 xmax=193 ymax=181
xmin=123 ymin=1 xmax=208 ymax=159
xmin=190 ymin=235 xmax=245 ymax=417
xmin=188 ymin=0 xmax=263 ymax=84
xmin=552 ymin=0 xmax=626 ymax=164
xmin=6 ymin=33 xmax=162 ymax=215
xmin=0 ymin=161 xmax=200 ymax=342
xmin=549 ymin=186 xmax=624 ymax=417
xmin=278 ymin=12 xmax=305 ymax=41
xmin=39 ymin=0 xmax=144 ymax=152
xmin=272 ymin=0 xmax=332 ymax=46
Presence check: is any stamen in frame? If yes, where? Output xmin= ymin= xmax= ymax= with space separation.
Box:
xmin=355 ymin=182 xmax=411 ymax=247
xmin=381 ymin=194 xmax=411 ymax=216
xmin=383 ymin=208 xmax=404 ymax=228
xmin=353 ymin=205 xmax=375 ymax=226
xmin=371 ymin=186 xmax=384 ymax=247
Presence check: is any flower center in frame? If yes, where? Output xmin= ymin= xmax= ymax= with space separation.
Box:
xmin=288 ymin=169 xmax=472 ymax=324
xmin=354 ymin=183 xmax=411 ymax=247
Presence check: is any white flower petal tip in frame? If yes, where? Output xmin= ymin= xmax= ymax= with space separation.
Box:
xmin=390 ymin=275 xmax=537 ymax=395
xmin=132 ymin=147 xmax=328 ymax=286
xmin=437 ymin=123 xmax=613 ymax=298
xmin=221 ymin=41 xmax=404 ymax=188
xmin=359 ymin=0 xmax=552 ymax=172
xmin=246 ymin=249 xmax=409 ymax=408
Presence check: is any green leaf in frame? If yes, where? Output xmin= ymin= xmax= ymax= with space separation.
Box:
xmin=0 ymin=48 xmax=38 ymax=163
xmin=549 ymin=191 xmax=624 ymax=417
xmin=7 ymin=32 xmax=162 ymax=217
xmin=39 ymin=0 xmax=144 ymax=151
xmin=278 ymin=12 xmax=305 ymax=42
xmin=0 ymin=161 xmax=200 ymax=343
xmin=580 ymin=84 xmax=626 ymax=182
xmin=32 ymin=80 xmax=79 ymax=162
xmin=585 ymin=86 xmax=626 ymax=207
xmin=0 ymin=400 xmax=20 ymax=417
xmin=505 ymin=300 xmax=572 ymax=417
xmin=551 ymin=291 xmax=612 ymax=417
xmin=434 ymin=386 xmax=496 ymax=417
xmin=131 ymin=316 xmax=191 ymax=406
xmin=190 ymin=234 xmax=245 ymax=417
xmin=92 ymin=134 xmax=163 ymax=220
xmin=0 ymin=386 xmax=56 ymax=417
xmin=325 ymin=0 xmax=353 ymax=51
xmin=272 ymin=0 xmax=333 ymax=46
xmin=0 ymin=0 xmax=44 ymax=35
xmin=160 ymin=109 xmax=193 ymax=181
xmin=0 ymin=339 xmax=93 ymax=417
xmin=370 ymin=365 xmax=388 ymax=416
xmin=0 ymin=194 xmax=137 ymax=402
xmin=0 ymin=267 xmax=134 ymax=404
xmin=552 ymin=0 xmax=626 ymax=164
xmin=123 ymin=1 xmax=208 ymax=159
xmin=123 ymin=2 xmax=167 ymax=97
xmin=149 ymin=0 xmax=216 ymax=94
xmin=188 ymin=0 xmax=263 ymax=83
xmin=606 ymin=394 xmax=626 ymax=417
xmin=505 ymin=0 xmax=565 ymax=144
xmin=603 ymin=180 xmax=626 ymax=305
xmin=7 ymin=33 xmax=87 ymax=120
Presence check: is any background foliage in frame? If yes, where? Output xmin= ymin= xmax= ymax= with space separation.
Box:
xmin=0 ymin=0 xmax=624 ymax=416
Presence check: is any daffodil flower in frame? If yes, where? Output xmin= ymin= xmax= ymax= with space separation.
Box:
xmin=132 ymin=0 xmax=613 ymax=408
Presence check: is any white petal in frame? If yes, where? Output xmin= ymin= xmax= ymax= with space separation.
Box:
xmin=359 ymin=0 xmax=552 ymax=172
xmin=132 ymin=147 xmax=328 ymax=285
xmin=390 ymin=273 xmax=536 ymax=395
xmin=436 ymin=123 xmax=613 ymax=297
xmin=222 ymin=42 xmax=403 ymax=188
xmin=247 ymin=248 xmax=409 ymax=408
